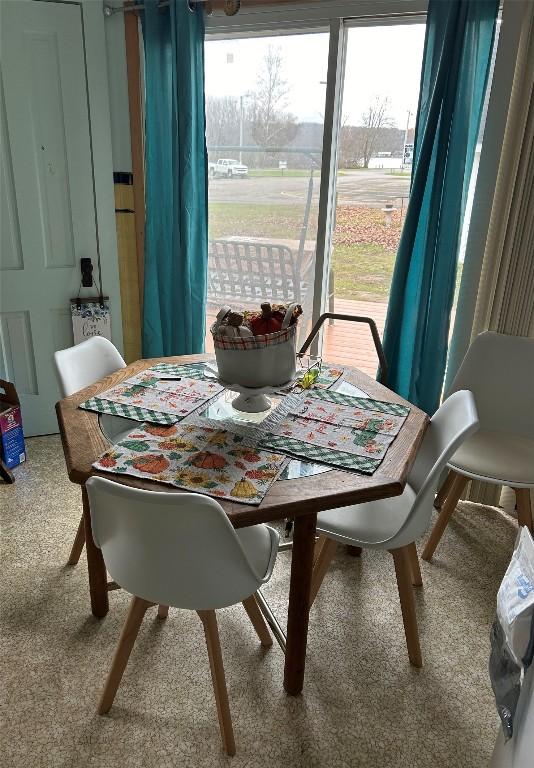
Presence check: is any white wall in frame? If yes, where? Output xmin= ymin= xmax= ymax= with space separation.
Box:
xmin=104 ymin=1 xmax=132 ymax=173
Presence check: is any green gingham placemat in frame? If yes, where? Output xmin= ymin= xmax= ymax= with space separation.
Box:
xmin=79 ymin=397 xmax=179 ymax=425
xmin=258 ymin=388 xmax=410 ymax=475
xmin=259 ymin=434 xmax=381 ymax=474
xmin=149 ymin=362 xmax=209 ymax=379
xmin=302 ymin=388 xmax=410 ymax=416
xmin=79 ymin=363 xmax=217 ymax=424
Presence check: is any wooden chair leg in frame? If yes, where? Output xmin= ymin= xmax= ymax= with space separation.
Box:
xmin=98 ymin=596 xmax=152 ymax=715
xmin=422 ymin=471 xmax=468 ymax=561
xmin=198 ymin=610 xmax=236 ymax=757
xmin=242 ymin=594 xmax=272 ymax=647
xmin=157 ymin=604 xmax=169 ymax=619
xmin=434 ymin=469 xmax=455 ymax=510
xmin=390 ymin=547 xmax=422 ymax=667
xmin=67 ymin=514 xmax=86 ymax=566
xmin=407 ymin=542 xmax=423 ymax=587
xmin=515 ymin=488 xmax=533 ymax=534
xmin=309 ymin=536 xmax=338 ymax=607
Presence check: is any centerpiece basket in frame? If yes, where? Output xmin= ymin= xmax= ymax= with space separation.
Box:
xmin=211 ymin=302 xmax=301 ymax=411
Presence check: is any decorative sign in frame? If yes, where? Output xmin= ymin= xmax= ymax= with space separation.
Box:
xmin=70 ymin=297 xmax=111 ymax=345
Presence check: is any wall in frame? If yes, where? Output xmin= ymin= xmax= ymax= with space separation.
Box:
xmin=103 ymin=1 xmax=142 ymax=362
xmin=104 ymin=1 xmax=132 ymax=173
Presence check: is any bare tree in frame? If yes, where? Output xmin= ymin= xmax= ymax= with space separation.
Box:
xmin=248 ymin=45 xmax=297 ymax=149
xmin=205 ymin=95 xmax=240 ymax=151
xmin=359 ymin=97 xmax=395 ymax=168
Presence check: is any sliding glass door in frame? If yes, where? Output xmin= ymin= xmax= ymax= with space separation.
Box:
xmin=325 ymin=22 xmax=426 ymax=373
xmin=204 ymin=10 xmax=426 ymax=374
xmin=203 ymin=32 xmax=329 ymax=350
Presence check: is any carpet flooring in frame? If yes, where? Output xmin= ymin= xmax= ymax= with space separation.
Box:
xmin=1 ymin=435 xmax=516 ymax=767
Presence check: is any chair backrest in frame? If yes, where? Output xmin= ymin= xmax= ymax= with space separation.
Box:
xmin=54 ymin=337 xmax=126 ymax=397
xmin=393 ymin=390 xmax=479 ymax=546
xmin=449 ymin=332 xmax=534 ymax=439
xmin=86 ymin=477 xmax=271 ymax=611
xmin=207 ymin=239 xmax=304 ymax=305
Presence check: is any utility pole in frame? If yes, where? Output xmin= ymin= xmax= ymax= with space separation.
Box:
xmin=402 ymin=109 xmax=411 ymax=169
xmin=239 ymin=95 xmax=244 ymax=164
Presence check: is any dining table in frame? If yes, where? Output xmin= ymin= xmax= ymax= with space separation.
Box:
xmin=55 ymin=353 xmax=428 ymax=696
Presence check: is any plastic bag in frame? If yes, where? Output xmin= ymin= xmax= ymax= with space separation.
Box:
xmin=497 ymin=526 xmax=534 ymax=667
xmin=490 ymin=526 xmax=534 ymax=740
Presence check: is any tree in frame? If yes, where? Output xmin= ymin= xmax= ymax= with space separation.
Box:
xmin=248 ymin=45 xmax=297 ymax=150
xmin=359 ymin=97 xmax=395 ymax=168
xmin=205 ymin=95 xmax=240 ymax=151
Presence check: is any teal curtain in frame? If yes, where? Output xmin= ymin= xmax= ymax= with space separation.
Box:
xmin=142 ymin=0 xmax=208 ymax=357
xmin=379 ymin=0 xmax=498 ymax=414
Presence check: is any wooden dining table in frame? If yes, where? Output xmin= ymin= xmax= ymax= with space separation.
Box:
xmin=56 ymin=353 xmax=428 ymax=696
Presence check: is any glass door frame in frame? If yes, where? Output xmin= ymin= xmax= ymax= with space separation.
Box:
xmin=204 ymin=1 xmax=428 ymax=357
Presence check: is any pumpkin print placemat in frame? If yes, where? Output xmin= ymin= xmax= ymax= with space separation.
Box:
xmin=93 ymin=422 xmax=288 ymax=505
xmin=259 ymin=389 xmax=409 ymax=474
xmin=80 ymin=375 xmax=223 ymax=424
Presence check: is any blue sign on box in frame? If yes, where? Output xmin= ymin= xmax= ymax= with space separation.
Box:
xmin=0 ymin=380 xmax=26 ymax=470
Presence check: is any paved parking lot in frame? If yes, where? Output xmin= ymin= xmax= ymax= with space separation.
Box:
xmin=208 ymin=168 xmax=411 ymax=208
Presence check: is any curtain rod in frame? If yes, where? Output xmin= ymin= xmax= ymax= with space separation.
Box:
xmin=104 ymin=2 xmax=199 ymax=16
xmin=103 ymin=1 xmax=245 ymax=17
xmin=103 ymin=1 xmax=303 ymax=17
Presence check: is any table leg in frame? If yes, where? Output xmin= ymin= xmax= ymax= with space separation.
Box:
xmin=284 ymin=511 xmax=317 ymax=695
xmin=82 ymin=485 xmax=109 ymax=618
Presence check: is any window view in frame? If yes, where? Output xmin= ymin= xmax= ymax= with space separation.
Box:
xmin=204 ymin=33 xmax=329 ymax=349
xmin=204 ymin=25 xmax=426 ymax=375
xmin=326 ymin=24 xmax=426 ymax=373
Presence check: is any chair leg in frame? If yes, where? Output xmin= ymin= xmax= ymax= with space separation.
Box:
xmin=422 ymin=471 xmax=468 ymax=562
xmin=514 ymin=488 xmax=533 ymax=534
xmin=434 ymin=470 xmax=455 ymax=510
xmin=67 ymin=514 xmax=86 ymax=566
xmin=309 ymin=536 xmax=338 ymax=607
xmin=98 ymin=596 xmax=152 ymax=715
xmin=390 ymin=547 xmax=422 ymax=667
xmin=198 ymin=610 xmax=236 ymax=757
xmin=242 ymin=594 xmax=272 ymax=647
xmin=157 ymin=605 xmax=169 ymax=619
xmin=407 ymin=542 xmax=423 ymax=587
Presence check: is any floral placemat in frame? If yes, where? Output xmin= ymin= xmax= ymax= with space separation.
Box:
xmin=127 ymin=372 xmax=222 ymax=398
xmin=259 ymin=389 xmax=409 ymax=474
xmin=79 ymin=373 xmax=223 ymax=424
xmin=93 ymin=422 xmax=288 ymax=505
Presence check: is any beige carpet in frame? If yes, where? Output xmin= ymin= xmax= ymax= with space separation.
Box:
xmin=1 ymin=436 xmax=516 ymax=767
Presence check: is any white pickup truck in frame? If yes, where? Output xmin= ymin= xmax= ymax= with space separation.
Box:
xmin=208 ymin=158 xmax=248 ymax=178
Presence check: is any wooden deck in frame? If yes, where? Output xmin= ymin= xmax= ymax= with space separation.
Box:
xmin=205 ymin=297 xmax=387 ymax=379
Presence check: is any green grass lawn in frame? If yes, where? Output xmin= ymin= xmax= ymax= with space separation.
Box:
xmin=209 ymin=202 xmax=316 ymax=240
xmin=247 ymin=169 xmax=318 ymax=178
xmin=331 ymin=244 xmax=395 ymax=300
xmin=209 ymin=202 xmax=395 ymax=302
xmin=245 ymin=169 xmax=348 ymax=178
xmin=208 ymin=201 xmax=464 ymax=305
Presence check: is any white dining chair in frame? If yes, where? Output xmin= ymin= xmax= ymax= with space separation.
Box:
xmin=54 ymin=337 xmax=126 ymax=565
xmin=86 ymin=476 xmax=279 ymax=756
xmin=422 ymin=332 xmax=534 ymax=562
xmin=309 ymin=390 xmax=479 ymax=667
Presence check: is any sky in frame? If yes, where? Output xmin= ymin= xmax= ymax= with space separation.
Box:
xmin=205 ymin=24 xmax=426 ymax=131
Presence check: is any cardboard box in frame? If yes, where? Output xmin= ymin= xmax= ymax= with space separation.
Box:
xmin=0 ymin=380 xmax=26 ymax=470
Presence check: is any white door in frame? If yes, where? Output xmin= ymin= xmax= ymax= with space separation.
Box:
xmin=0 ymin=0 xmax=100 ymax=435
